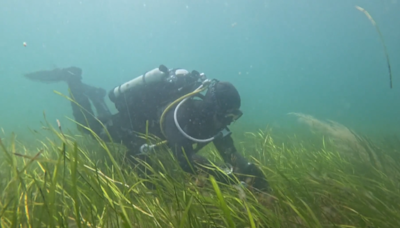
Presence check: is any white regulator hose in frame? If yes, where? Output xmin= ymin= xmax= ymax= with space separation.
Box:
xmin=173 ymin=79 xmax=219 ymax=143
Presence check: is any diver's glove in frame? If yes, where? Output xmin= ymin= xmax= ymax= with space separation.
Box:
xmin=242 ymin=163 xmax=270 ymax=192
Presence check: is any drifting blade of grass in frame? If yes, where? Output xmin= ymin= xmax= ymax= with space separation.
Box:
xmin=24 ymin=191 xmax=32 ymax=228
xmin=243 ymin=201 xmax=256 ymax=228
xmin=33 ymin=177 xmax=53 ymax=227
xmin=0 ymin=138 xmax=13 ymax=165
xmin=48 ymin=144 xmax=64 ymax=224
xmin=355 ymin=5 xmax=393 ymax=88
xmin=0 ymin=197 xmax=14 ymax=218
xmin=117 ymin=210 xmax=132 ymax=228
xmin=69 ymin=117 xmax=126 ymax=184
xmin=210 ymin=175 xmax=235 ymax=228
xmin=83 ymin=164 xmax=130 ymax=188
xmin=71 ymin=142 xmax=82 ymax=228
xmin=179 ymin=195 xmax=193 ymax=228
xmin=300 ymin=199 xmax=322 ymax=228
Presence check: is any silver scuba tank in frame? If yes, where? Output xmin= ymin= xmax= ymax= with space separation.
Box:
xmin=108 ymin=65 xmax=169 ymax=102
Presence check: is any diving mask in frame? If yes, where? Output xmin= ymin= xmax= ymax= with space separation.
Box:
xmin=218 ymin=108 xmax=243 ymax=124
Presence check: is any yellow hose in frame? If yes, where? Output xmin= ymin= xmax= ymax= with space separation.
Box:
xmin=159 ymin=86 xmax=208 ymax=137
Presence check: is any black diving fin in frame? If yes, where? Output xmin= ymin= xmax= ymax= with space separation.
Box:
xmin=24 ymin=67 xmax=82 ymax=83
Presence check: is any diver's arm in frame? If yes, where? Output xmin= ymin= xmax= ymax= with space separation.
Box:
xmin=213 ymin=132 xmax=249 ymax=173
xmin=163 ymin=111 xmax=209 ymax=173
xmin=213 ymin=132 xmax=270 ymax=191
xmin=163 ymin=112 xmax=233 ymax=184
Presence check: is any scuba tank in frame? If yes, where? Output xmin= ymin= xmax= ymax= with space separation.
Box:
xmin=108 ymin=64 xmax=207 ymax=124
xmin=108 ymin=65 xmax=169 ymax=103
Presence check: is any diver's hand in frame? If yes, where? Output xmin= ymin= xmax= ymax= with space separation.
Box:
xmin=242 ymin=163 xmax=270 ymax=193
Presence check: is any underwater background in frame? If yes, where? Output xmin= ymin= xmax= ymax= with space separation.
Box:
xmin=1 ymin=0 xmax=399 ymax=141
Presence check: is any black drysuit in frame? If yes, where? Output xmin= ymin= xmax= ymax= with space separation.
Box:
xmin=64 ymin=72 xmax=267 ymax=190
xmin=92 ymin=96 xmax=250 ymax=183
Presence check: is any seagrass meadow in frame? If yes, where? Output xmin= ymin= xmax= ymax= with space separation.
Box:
xmin=0 ymin=112 xmax=399 ymax=228
xmin=1 ymin=0 xmax=400 ymax=227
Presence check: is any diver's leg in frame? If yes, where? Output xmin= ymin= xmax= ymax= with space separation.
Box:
xmin=81 ymin=83 xmax=112 ymax=120
xmin=67 ymin=79 xmax=101 ymax=134
xmin=24 ymin=67 xmax=104 ymax=135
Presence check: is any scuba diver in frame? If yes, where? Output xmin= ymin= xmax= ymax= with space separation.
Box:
xmin=24 ymin=65 xmax=269 ymax=192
